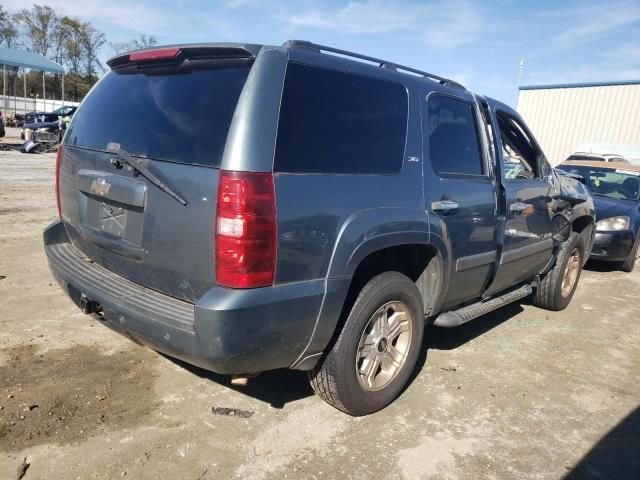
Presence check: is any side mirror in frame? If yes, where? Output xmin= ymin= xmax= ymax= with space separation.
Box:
xmin=573 ymin=174 xmax=586 ymax=185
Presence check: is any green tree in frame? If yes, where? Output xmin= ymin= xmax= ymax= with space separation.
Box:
xmin=0 ymin=6 xmax=20 ymax=47
xmin=15 ymin=5 xmax=59 ymax=56
xmin=4 ymin=4 xmax=108 ymax=103
xmin=83 ymin=24 xmax=106 ymax=82
xmin=59 ymin=17 xmax=84 ymax=74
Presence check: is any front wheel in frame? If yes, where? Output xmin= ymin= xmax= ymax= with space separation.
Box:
xmin=308 ymin=271 xmax=424 ymax=416
xmin=619 ymin=234 xmax=639 ymax=272
xmin=532 ymin=232 xmax=584 ymax=311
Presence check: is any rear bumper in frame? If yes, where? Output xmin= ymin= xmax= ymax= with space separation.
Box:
xmin=44 ymin=221 xmax=342 ymax=374
xmin=590 ymin=230 xmax=634 ymax=262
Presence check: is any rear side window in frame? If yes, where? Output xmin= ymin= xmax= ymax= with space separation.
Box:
xmin=67 ymin=65 xmax=251 ymax=167
xmin=427 ymin=95 xmax=484 ymax=176
xmin=274 ymin=63 xmax=408 ymax=174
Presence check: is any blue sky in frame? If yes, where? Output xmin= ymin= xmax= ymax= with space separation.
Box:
xmin=4 ymin=0 xmax=640 ymax=105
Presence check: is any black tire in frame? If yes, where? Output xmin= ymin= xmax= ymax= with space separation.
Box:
xmin=532 ymin=232 xmax=584 ymax=311
xmin=308 ymin=271 xmax=424 ymax=416
xmin=620 ymin=235 xmax=639 ymax=272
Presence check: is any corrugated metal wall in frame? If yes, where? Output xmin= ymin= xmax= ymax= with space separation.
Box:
xmin=517 ymin=83 xmax=640 ymax=165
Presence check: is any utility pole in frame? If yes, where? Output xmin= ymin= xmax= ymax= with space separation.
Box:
xmin=515 ymin=59 xmax=524 ymax=108
xmin=23 ymin=68 xmax=27 ymax=115
xmin=2 ymin=65 xmax=6 ymax=113
xmin=42 ymin=71 xmax=46 ymax=112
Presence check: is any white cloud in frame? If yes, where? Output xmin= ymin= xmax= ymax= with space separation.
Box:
xmin=222 ymin=0 xmax=265 ymax=8
xmin=278 ymin=0 xmax=492 ymax=49
xmin=525 ymin=39 xmax=640 ymax=86
xmin=524 ymin=64 xmax=640 ymax=86
xmin=280 ymin=1 xmax=420 ymax=34
xmin=2 ymin=0 xmax=172 ymax=35
xmin=549 ymin=1 xmax=640 ymax=47
xmin=443 ymin=67 xmax=474 ymax=87
xmin=601 ymin=43 xmax=640 ymax=65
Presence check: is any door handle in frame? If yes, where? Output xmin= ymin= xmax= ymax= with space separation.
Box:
xmin=432 ymin=200 xmax=459 ymax=212
xmin=510 ymin=202 xmax=529 ymax=213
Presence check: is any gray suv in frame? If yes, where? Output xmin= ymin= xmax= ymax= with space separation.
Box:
xmin=44 ymin=41 xmax=595 ymax=415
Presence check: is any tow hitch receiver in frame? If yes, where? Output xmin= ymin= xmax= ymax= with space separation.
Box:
xmin=79 ymin=293 xmax=101 ymax=315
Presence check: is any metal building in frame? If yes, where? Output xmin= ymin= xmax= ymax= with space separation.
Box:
xmin=517 ymin=80 xmax=640 ymax=165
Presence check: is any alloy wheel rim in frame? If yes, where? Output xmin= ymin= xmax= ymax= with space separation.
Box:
xmin=355 ymin=301 xmax=412 ymax=392
xmin=561 ymin=249 xmax=580 ymax=298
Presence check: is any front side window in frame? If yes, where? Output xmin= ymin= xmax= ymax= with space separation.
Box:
xmin=496 ymin=112 xmax=541 ymax=180
xmin=427 ymin=95 xmax=484 ymax=176
xmin=274 ymin=63 xmax=408 ymax=174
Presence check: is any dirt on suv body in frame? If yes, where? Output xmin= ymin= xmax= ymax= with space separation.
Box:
xmin=44 ymin=41 xmax=595 ymax=415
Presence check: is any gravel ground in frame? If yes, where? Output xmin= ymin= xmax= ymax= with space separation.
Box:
xmin=0 ymin=143 xmax=638 ymax=480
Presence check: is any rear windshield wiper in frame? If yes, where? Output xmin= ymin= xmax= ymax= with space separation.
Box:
xmin=106 ymin=143 xmax=187 ymax=206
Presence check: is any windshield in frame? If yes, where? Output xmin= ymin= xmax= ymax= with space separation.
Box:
xmin=66 ymin=64 xmax=251 ymax=167
xmin=558 ymin=165 xmax=640 ymax=201
xmin=52 ymin=106 xmax=75 ymax=115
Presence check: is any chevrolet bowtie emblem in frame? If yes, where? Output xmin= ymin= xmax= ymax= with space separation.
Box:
xmin=90 ymin=178 xmax=111 ymax=197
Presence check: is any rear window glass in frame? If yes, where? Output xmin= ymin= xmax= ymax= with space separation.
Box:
xmin=567 ymin=155 xmax=604 ymax=162
xmin=274 ymin=63 xmax=408 ymax=174
xmin=66 ymin=65 xmax=251 ymax=167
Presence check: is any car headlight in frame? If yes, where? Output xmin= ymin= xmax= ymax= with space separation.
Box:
xmin=37 ymin=127 xmax=49 ymax=132
xmin=596 ymin=216 xmax=630 ymax=231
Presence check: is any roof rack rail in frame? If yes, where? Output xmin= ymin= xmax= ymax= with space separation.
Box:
xmin=282 ymin=40 xmax=465 ymax=90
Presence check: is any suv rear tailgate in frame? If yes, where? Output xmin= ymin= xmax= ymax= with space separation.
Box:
xmin=58 ymin=47 xmax=254 ymax=302
xmin=59 ymin=146 xmax=220 ymax=302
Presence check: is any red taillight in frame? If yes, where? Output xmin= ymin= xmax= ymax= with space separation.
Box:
xmin=55 ymin=145 xmax=63 ymax=220
xmin=215 ymin=170 xmax=276 ymax=288
xmin=129 ymin=47 xmax=180 ymax=62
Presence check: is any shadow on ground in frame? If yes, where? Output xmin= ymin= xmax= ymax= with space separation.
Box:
xmin=584 ymin=259 xmax=620 ymax=273
xmin=167 ymin=302 xmax=526 ymax=410
xmin=167 ymin=356 xmax=313 ymax=409
xmin=405 ymin=302 xmax=524 ymax=386
xmin=565 ymin=405 xmax=640 ymax=480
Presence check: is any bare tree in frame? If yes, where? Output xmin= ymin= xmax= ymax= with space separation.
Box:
xmin=110 ymin=34 xmax=158 ymax=56
xmin=133 ymin=34 xmax=157 ymax=49
xmin=109 ymin=41 xmax=132 ymax=55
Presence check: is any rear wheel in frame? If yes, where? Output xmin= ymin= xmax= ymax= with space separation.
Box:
xmin=532 ymin=232 xmax=584 ymax=311
xmin=308 ymin=271 xmax=424 ymax=416
xmin=619 ymin=235 xmax=639 ymax=272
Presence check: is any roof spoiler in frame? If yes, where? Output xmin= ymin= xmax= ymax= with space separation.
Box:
xmin=107 ymin=44 xmax=261 ymax=69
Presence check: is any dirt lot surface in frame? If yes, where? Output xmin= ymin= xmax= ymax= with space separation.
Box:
xmin=1 ymin=146 xmax=639 ymax=479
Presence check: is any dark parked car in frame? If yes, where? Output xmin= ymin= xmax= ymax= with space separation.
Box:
xmin=25 ymin=106 xmax=77 ymax=124
xmin=22 ymin=106 xmax=77 ymax=140
xmin=558 ymin=161 xmax=640 ymax=271
xmin=24 ymin=111 xmax=59 ymax=126
xmin=44 ymin=41 xmax=595 ymax=415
